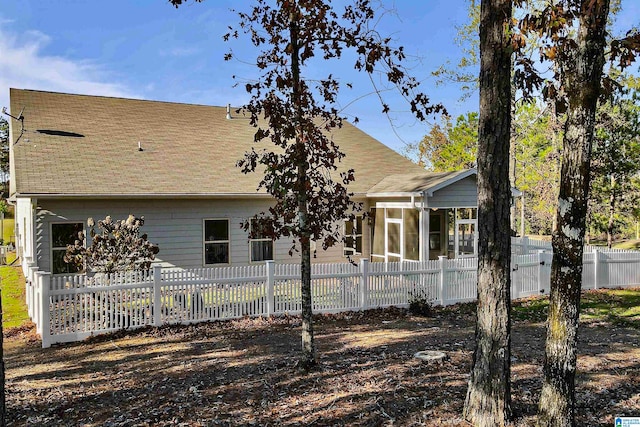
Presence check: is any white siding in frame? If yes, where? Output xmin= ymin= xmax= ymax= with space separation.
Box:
xmin=427 ymin=176 xmax=477 ymax=208
xmin=34 ymin=198 xmax=361 ymax=272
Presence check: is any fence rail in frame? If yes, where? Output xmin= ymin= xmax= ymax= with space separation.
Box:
xmin=23 ymin=239 xmax=640 ymax=348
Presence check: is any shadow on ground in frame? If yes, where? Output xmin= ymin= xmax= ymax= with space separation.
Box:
xmin=5 ymin=305 xmax=640 ymax=426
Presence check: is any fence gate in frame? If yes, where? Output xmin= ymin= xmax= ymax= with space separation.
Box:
xmin=511 ymin=252 xmax=551 ymax=298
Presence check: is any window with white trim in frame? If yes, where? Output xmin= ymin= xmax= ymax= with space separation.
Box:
xmin=51 ymin=222 xmax=84 ymax=274
xmin=249 ymin=219 xmax=274 ymax=262
xmin=343 ymin=216 xmax=363 ymax=256
xmin=204 ymin=219 xmax=230 ymax=265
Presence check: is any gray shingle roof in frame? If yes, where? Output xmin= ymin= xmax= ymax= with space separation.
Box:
xmin=10 ymin=89 xmax=428 ymax=197
xmin=367 ymin=170 xmax=476 ymax=195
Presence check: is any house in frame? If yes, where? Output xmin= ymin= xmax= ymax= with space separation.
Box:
xmin=8 ymin=89 xmax=481 ymax=275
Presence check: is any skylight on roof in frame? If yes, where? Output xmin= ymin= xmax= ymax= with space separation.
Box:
xmin=36 ymin=129 xmax=84 ymax=138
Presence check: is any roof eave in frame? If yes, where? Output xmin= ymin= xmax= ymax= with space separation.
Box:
xmin=11 ymin=192 xmax=274 ymax=200
xmin=365 ymin=191 xmax=423 ymax=198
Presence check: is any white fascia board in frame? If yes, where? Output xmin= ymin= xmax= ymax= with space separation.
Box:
xmin=12 ymin=192 xmax=275 ymax=200
xmin=365 ymin=192 xmax=422 ymax=198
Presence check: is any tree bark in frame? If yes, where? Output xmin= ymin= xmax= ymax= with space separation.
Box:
xmin=0 ymin=290 xmax=5 ymax=426
xmin=510 ymin=63 xmax=517 ymax=235
xmin=607 ymin=176 xmax=616 ymax=248
xmin=463 ymin=0 xmax=512 ymax=425
xmin=550 ymin=102 xmax=560 ymax=235
xmin=537 ymin=1 xmax=610 ymax=426
xmin=521 ymin=192 xmax=526 ymax=238
xmin=290 ymin=10 xmax=316 ymax=371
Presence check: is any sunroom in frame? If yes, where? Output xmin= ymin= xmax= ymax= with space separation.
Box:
xmin=366 ymin=169 xmax=480 ymax=262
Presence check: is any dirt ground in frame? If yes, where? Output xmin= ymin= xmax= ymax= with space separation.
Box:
xmin=4 ymin=302 xmax=640 ymax=426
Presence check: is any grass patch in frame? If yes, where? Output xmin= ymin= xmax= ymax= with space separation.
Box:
xmin=512 ymin=287 xmax=640 ymax=328
xmin=0 ymin=263 xmax=29 ymax=329
xmin=613 ymin=239 xmax=640 ymax=250
xmin=580 ymin=288 xmax=640 ymax=328
xmin=512 ymin=297 xmax=549 ymax=322
xmin=2 ymin=218 xmax=14 ymax=245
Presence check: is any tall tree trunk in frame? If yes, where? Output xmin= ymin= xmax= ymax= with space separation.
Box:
xmin=299 ymin=168 xmax=316 ymax=371
xmin=607 ymin=176 xmax=616 ymax=249
xmin=510 ymin=147 xmax=517 ymax=233
xmin=510 ymin=62 xmax=517 ymax=235
xmin=0 ymin=291 xmax=5 ymax=426
xmin=463 ymin=0 xmax=513 ymax=425
xmin=290 ymin=10 xmax=316 ymax=371
xmin=549 ymin=78 xmax=561 ymax=235
xmin=537 ymin=1 xmax=610 ymax=425
xmin=521 ymin=192 xmax=526 ymax=238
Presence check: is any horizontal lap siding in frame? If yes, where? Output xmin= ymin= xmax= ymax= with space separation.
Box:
xmin=34 ymin=198 xmax=352 ymax=271
xmin=427 ymin=176 xmax=477 ymax=208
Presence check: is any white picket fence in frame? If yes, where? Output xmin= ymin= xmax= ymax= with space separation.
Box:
xmin=23 ymin=244 xmax=640 ymax=348
xmin=512 ymin=236 xmax=635 ymax=255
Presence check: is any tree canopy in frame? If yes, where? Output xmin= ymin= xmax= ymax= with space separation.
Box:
xmin=410 ymin=112 xmax=478 ymax=171
xmin=590 ymin=73 xmax=640 ymax=245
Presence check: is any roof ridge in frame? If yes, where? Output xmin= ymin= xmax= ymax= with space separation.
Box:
xmin=9 ymin=87 xmax=232 ymax=109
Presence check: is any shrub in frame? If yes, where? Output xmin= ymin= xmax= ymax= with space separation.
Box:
xmin=408 ymin=290 xmax=433 ymax=317
xmin=65 ymin=215 xmax=159 ymax=274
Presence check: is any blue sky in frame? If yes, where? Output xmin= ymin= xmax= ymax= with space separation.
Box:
xmin=1 ymin=1 xmax=638 ymax=154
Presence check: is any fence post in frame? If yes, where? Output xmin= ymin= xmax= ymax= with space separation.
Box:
xmin=32 ymin=271 xmax=44 ymax=334
xmin=537 ymin=250 xmax=545 ymax=295
xmin=27 ymin=264 xmax=38 ymax=319
xmin=523 ymin=236 xmax=530 ymax=255
xmin=511 ymin=257 xmax=518 ymax=300
xmin=593 ymin=249 xmax=599 ymax=290
xmin=359 ymin=258 xmax=369 ymax=310
xmin=438 ymin=256 xmax=447 ymax=306
xmin=265 ymin=260 xmax=275 ymax=316
xmin=152 ymin=265 xmax=162 ymax=327
xmin=40 ymin=272 xmax=51 ymax=349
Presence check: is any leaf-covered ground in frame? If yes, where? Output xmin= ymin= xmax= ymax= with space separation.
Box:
xmin=5 ymin=291 xmax=640 ymax=426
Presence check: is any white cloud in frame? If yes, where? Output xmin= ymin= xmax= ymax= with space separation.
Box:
xmin=0 ymin=24 xmax=138 ymax=111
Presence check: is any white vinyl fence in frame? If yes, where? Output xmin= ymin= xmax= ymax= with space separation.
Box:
xmin=512 ymin=236 xmax=635 ymax=255
xmin=24 ymin=242 xmax=640 ymax=348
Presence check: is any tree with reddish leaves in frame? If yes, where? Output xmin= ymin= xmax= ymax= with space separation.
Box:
xmin=170 ymin=0 xmax=441 ymax=371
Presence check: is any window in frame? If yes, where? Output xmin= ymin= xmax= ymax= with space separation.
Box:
xmin=403 ymin=209 xmax=420 ymax=261
xmin=456 ymin=208 xmax=477 ymax=220
xmin=51 ymin=222 xmax=84 ymax=274
xmin=204 ymin=219 xmax=230 ymax=265
xmin=429 ymin=213 xmax=442 ymax=251
xmin=370 ymin=208 xmax=385 ymax=261
xmin=344 ymin=216 xmax=363 ymax=256
xmin=249 ymin=219 xmax=274 ymax=262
